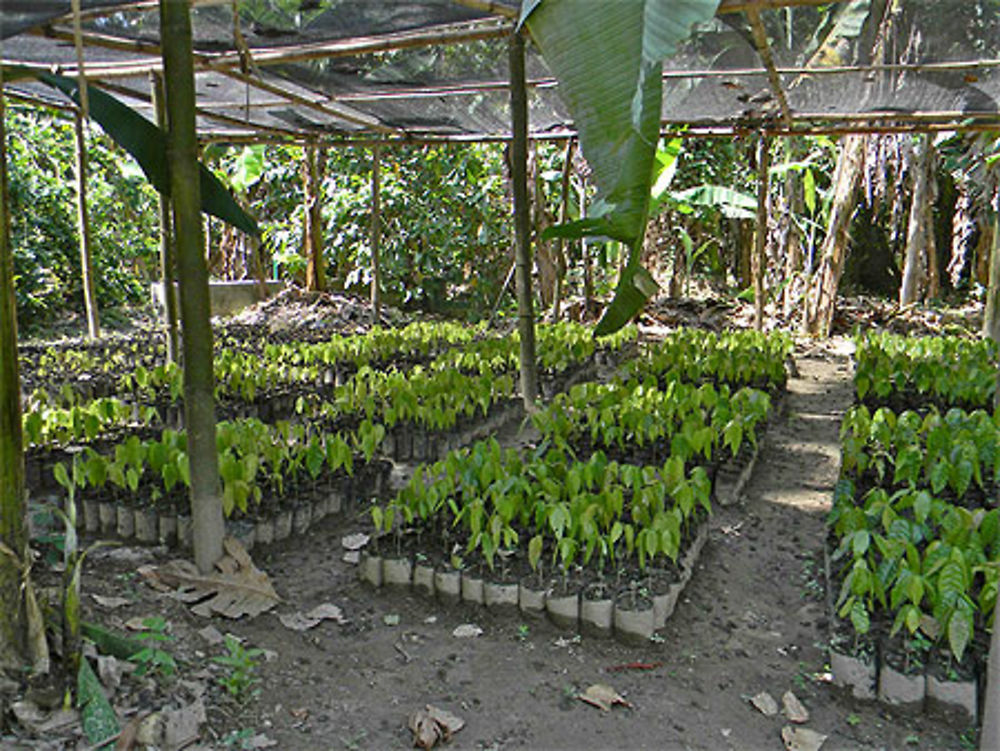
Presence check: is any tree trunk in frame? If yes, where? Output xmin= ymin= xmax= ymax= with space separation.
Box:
xmin=370 ymin=144 xmax=381 ymax=323
xmin=161 ymin=0 xmax=224 ymax=573
xmin=0 ymin=81 xmax=28 ymax=672
xmin=74 ymin=111 xmax=100 ymax=339
xmin=509 ymin=31 xmax=538 ymax=408
xmin=736 ymin=220 xmax=752 ymax=289
xmin=753 ymin=135 xmax=771 ymax=331
xmin=304 ymin=144 xmax=325 ymax=292
xmin=782 ymin=137 xmax=805 ymax=317
xmin=900 ymin=134 xmax=932 ymax=306
xmin=947 ymin=178 xmax=974 ymax=288
xmin=530 ymin=145 xmax=557 ymax=310
xmin=551 ymin=139 xmax=574 ymax=322
xmin=802 ymin=135 xmax=866 ymax=337
xmin=151 ymin=73 xmax=179 ymax=363
xmin=580 ymin=176 xmax=594 ymax=319
xmin=982 ymin=213 xmax=1000 ymax=342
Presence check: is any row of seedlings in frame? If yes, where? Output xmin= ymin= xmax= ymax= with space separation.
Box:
xmin=829 ymin=332 xmax=1000 ymax=722
xmin=36 ymin=322 xmax=633 ymax=548
xmin=359 ymin=327 xmax=793 ymax=643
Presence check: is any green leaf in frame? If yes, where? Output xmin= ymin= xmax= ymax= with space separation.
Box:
xmin=947 ymin=607 xmax=973 ymax=662
xmin=36 ymin=72 xmax=259 ymax=237
xmin=849 ymin=598 xmax=870 ymax=634
xmin=78 ymin=658 xmax=120 ymax=748
xmin=524 ymin=0 xmax=719 ymax=336
xmin=803 ymin=167 xmax=816 ymax=214
xmin=594 ymin=250 xmax=659 ymax=336
xmin=669 ymin=185 xmax=756 ymax=219
xmin=53 ymin=463 xmax=71 ymax=493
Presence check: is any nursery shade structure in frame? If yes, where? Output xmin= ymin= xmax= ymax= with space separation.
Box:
xmin=3 ymin=1 xmax=1000 ymax=142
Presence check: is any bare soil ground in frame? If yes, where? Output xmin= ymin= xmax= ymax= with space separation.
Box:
xmin=10 ymin=335 xmax=976 ymax=750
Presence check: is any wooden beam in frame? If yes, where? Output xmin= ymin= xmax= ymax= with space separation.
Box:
xmin=211 ymin=68 xmax=402 ymax=135
xmin=718 ymin=0 xmax=845 ymax=13
xmin=744 ymin=5 xmax=792 ymax=127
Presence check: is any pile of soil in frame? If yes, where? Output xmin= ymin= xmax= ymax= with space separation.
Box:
xmin=226 ymin=286 xmax=406 ymax=337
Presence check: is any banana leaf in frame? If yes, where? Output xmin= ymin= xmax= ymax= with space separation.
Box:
xmin=522 ymin=0 xmax=720 ymax=334
xmin=35 ymin=70 xmax=259 ymax=236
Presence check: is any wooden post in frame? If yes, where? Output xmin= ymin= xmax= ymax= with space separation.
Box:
xmin=161 ymin=0 xmax=224 ymax=573
xmin=151 ymin=72 xmax=179 ymax=363
xmin=0 ymin=77 xmax=28 ymax=670
xmin=370 ymin=144 xmax=381 ymax=322
xmin=304 ymin=144 xmax=326 ymax=292
xmin=74 ymin=110 xmax=100 ymax=339
xmin=753 ymin=134 xmax=771 ymax=330
xmin=509 ymin=31 xmax=538 ymax=407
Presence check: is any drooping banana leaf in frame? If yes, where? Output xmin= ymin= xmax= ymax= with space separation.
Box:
xmin=521 ymin=0 xmax=721 ymax=334
xmin=33 ymin=70 xmax=259 ymax=237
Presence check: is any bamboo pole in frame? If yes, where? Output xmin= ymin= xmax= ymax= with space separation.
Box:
xmin=73 ymin=110 xmax=100 ymax=338
xmin=151 ymin=73 xmax=179 ymax=363
xmin=753 ymin=134 xmax=771 ymax=330
xmin=370 ymin=144 xmax=381 ymax=322
xmin=160 ymin=0 xmax=224 ymax=574
xmin=0 ymin=67 xmax=28 ymax=671
xmin=744 ymin=6 xmax=792 ymax=127
xmin=509 ymin=31 xmax=538 ymax=408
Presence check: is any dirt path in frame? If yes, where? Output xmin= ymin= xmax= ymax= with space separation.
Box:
xmin=199 ymin=340 xmax=971 ymax=749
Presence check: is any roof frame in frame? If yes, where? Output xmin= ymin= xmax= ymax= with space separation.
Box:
xmin=3 ymin=0 xmax=1000 ymax=143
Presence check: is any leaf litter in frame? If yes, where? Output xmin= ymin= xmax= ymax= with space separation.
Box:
xmin=139 ymin=537 xmax=279 ymax=618
xmin=278 ymin=602 xmax=347 ymax=631
xmin=408 ymin=705 xmax=465 ymax=749
xmin=577 ymin=684 xmax=632 ymax=712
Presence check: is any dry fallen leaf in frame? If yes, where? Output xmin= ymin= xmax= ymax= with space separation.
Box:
xmin=781 ymin=725 xmax=827 ymax=751
xmin=139 ymin=537 xmax=279 ymax=618
xmin=115 ymin=711 xmax=150 ymax=751
xmin=782 ymin=690 xmax=809 ymax=724
xmin=278 ymin=602 xmax=347 ymax=631
xmin=163 ymin=698 xmax=206 ymax=750
xmin=750 ymin=690 xmax=779 ymax=717
xmin=408 ymin=705 xmax=465 ymax=749
xmin=578 ymin=684 xmax=632 ymax=712
xmin=197 ymin=625 xmax=225 ymax=645
xmin=92 ymin=594 xmax=130 ymax=609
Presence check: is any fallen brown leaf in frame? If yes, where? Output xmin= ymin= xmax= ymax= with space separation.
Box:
xmin=408 ymin=705 xmax=465 ymax=749
xmin=782 ymin=690 xmax=809 ymax=724
xmin=139 ymin=537 xmax=279 ymax=618
xmin=578 ymin=684 xmax=632 ymax=712
xmin=781 ymin=725 xmax=827 ymax=751
xmin=750 ymin=690 xmax=779 ymax=717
